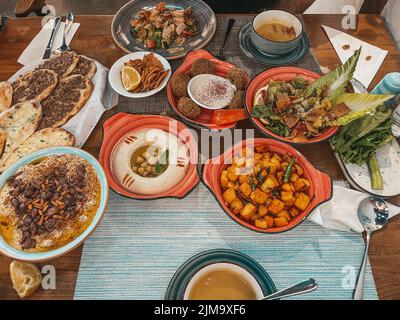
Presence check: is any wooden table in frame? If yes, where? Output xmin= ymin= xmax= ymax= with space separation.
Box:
xmin=0 ymin=14 xmax=400 ymax=300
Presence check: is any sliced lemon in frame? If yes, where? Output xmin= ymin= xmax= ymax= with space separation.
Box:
xmin=121 ymin=66 xmax=141 ymax=91
xmin=10 ymin=260 xmax=42 ymax=298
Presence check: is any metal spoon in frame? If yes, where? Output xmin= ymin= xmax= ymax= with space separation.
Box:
xmin=58 ymin=12 xmax=74 ymax=52
xmin=353 ymin=197 xmax=389 ymax=300
xmin=261 ymin=278 xmax=318 ymax=300
xmin=216 ymin=18 xmax=235 ymax=61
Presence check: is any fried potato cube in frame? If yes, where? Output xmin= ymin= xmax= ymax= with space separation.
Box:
xmin=258 ymin=205 xmax=268 ymax=217
xmin=230 ymin=199 xmax=244 ymax=214
xmin=294 ymin=164 xmax=304 ymax=176
xmin=220 ymin=170 xmax=229 ymax=188
xmin=274 ymin=217 xmax=289 ymax=227
xmin=294 ymin=192 xmax=311 ymax=211
xmin=255 ymin=145 xmax=268 ymax=153
xmin=262 ymin=160 xmax=278 ymax=173
xmin=294 ymin=178 xmax=310 ymax=191
xmin=265 ymin=215 xmax=274 ymax=228
xmin=255 ymin=218 xmax=268 ymax=230
xmin=280 ymin=162 xmax=289 ymax=171
xmin=254 ymin=153 xmax=263 ymax=161
xmin=227 ymin=166 xmax=239 ymax=182
xmin=290 ymin=173 xmax=299 ymax=183
xmin=250 ymin=189 xmax=268 ymax=204
xmin=281 ymin=190 xmax=294 ymax=202
xmin=240 ymin=203 xmax=257 ymax=220
xmin=239 ymin=182 xmax=252 ymax=197
xmin=289 ymin=207 xmax=300 ymax=218
xmin=276 ymin=171 xmax=283 ymax=183
xmin=261 ymin=175 xmax=279 ymax=191
xmin=239 ymin=175 xmax=249 ymax=184
xmin=277 ymin=210 xmax=291 ymax=221
xmin=223 ymin=188 xmax=237 ymax=204
xmin=284 ymin=199 xmax=295 ymax=207
xmin=268 ymin=199 xmax=285 ymax=215
xmin=281 ymin=183 xmax=292 ymax=191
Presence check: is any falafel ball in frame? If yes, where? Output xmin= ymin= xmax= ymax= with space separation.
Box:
xmin=227 ymin=68 xmax=246 ymax=90
xmin=228 ymin=90 xmax=244 ymax=109
xmin=177 ymin=97 xmax=202 ymax=120
xmin=191 ymin=58 xmax=215 ymax=76
xmin=170 ymin=73 xmax=190 ymax=97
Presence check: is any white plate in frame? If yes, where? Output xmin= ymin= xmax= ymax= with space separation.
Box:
xmin=108 ymin=51 xmax=171 ymax=98
xmin=333 ymin=140 xmax=400 ymax=198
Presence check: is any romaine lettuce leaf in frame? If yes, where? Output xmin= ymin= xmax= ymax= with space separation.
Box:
xmin=305 ymin=48 xmax=361 ymax=103
xmin=328 ymin=93 xmax=394 ymax=126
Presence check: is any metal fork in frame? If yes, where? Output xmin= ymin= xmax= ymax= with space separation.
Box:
xmin=57 ymin=12 xmax=74 ymax=52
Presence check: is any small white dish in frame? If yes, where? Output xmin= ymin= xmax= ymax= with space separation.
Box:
xmin=183 ymin=262 xmax=264 ymax=300
xmin=188 ymin=74 xmax=236 ymax=110
xmin=108 ymin=51 xmax=171 ymax=98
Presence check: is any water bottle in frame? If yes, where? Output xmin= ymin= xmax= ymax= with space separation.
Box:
xmin=391 ymin=95 xmax=400 ymax=140
xmin=371 ymin=72 xmax=400 ymax=106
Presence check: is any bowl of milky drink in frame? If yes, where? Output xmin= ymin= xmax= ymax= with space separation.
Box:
xmin=250 ymin=10 xmax=303 ymax=55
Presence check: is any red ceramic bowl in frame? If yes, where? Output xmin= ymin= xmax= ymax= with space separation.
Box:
xmin=99 ymin=113 xmax=200 ymax=200
xmin=201 ymin=138 xmax=332 ymax=233
xmin=245 ymin=67 xmax=339 ymax=144
xmin=167 ymin=49 xmax=251 ymax=130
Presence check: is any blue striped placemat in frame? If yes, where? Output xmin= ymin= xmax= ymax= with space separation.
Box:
xmin=74 ymin=185 xmax=378 ymax=300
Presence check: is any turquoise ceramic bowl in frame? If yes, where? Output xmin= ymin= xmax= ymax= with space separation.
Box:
xmin=0 ymin=147 xmax=109 ymax=262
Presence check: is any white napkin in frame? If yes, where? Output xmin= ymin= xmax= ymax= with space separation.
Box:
xmin=18 ymin=18 xmax=80 ymax=66
xmin=308 ymin=185 xmax=400 ymax=233
xmin=322 ymin=25 xmax=388 ymax=89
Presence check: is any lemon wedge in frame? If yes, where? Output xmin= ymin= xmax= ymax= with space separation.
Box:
xmin=121 ymin=66 xmax=141 ymax=91
xmin=10 ymin=260 xmax=42 ymax=298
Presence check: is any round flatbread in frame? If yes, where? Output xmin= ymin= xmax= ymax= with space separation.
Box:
xmin=0 ymin=128 xmax=75 ymax=173
xmin=11 ymin=69 xmax=58 ymax=105
xmin=38 ymin=74 xmax=93 ymax=129
xmin=39 ymin=51 xmax=80 ymax=78
xmin=0 ymin=100 xmax=42 ymax=165
xmin=71 ymin=55 xmax=97 ymax=79
xmin=0 ymin=82 xmax=13 ymax=113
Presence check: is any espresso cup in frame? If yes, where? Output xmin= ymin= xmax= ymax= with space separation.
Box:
xmin=183 ymin=262 xmax=264 ymax=300
xmin=250 ymin=10 xmax=303 ymax=55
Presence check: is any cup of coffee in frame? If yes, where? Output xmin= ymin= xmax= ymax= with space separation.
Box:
xmin=250 ymin=10 xmax=303 ymax=55
xmin=183 ymin=262 xmax=264 ymax=300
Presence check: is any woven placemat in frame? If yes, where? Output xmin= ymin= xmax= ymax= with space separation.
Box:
xmin=117 ymin=15 xmax=321 ymax=115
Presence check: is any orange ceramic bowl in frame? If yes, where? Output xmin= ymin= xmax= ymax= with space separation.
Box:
xmin=245 ymin=67 xmax=339 ymax=144
xmin=167 ymin=49 xmax=251 ymax=130
xmin=201 ymin=138 xmax=332 ymax=233
xmin=99 ymin=113 xmax=200 ymax=200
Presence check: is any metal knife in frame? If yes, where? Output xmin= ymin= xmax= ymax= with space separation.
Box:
xmin=42 ymin=16 xmax=61 ymax=60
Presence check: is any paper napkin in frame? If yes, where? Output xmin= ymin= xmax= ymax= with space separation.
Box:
xmin=18 ymin=17 xmax=80 ymax=66
xmin=308 ymin=185 xmax=400 ymax=233
xmin=322 ymin=25 xmax=388 ymax=89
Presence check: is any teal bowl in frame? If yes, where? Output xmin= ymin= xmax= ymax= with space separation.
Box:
xmin=0 ymin=147 xmax=109 ymax=262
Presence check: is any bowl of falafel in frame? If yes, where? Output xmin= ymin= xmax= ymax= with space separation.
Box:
xmin=167 ymin=49 xmax=250 ymax=130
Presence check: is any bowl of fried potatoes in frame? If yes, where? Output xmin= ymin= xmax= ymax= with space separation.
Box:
xmin=201 ymin=138 xmax=332 ymax=233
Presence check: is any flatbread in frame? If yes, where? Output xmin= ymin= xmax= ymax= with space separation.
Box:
xmin=11 ymin=69 xmax=58 ymax=105
xmin=0 ymin=82 xmax=13 ymax=112
xmin=39 ymin=51 xmax=79 ymax=78
xmin=71 ymin=55 xmax=97 ymax=79
xmin=0 ymin=128 xmax=6 ymax=159
xmin=0 ymin=128 xmax=75 ymax=173
xmin=0 ymin=100 xmax=42 ymax=165
xmin=38 ymin=74 xmax=93 ymax=129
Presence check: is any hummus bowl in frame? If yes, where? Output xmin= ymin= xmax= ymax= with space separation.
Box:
xmin=0 ymin=147 xmax=109 ymax=262
xmin=100 ymin=113 xmax=200 ymax=199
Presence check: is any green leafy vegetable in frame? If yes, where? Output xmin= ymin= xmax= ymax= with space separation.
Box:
xmin=328 ymin=93 xmax=394 ymax=126
xmin=331 ymin=106 xmax=393 ymax=166
xmin=305 ymin=48 xmax=361 ymax=103
xmin=251 ymin=104 xmax=290 ymax=137
xmin=155 ymin=150 xmax=169 ymax=174
xmin=368 ymin=154 xmax=383 ymax=190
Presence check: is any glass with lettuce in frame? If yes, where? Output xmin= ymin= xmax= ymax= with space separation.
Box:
xmin=251 ymin=48 xmax=393 ymax=142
